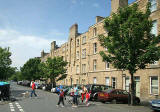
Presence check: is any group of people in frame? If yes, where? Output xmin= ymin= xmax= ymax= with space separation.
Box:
xmin=57 ymin=84 xmax=90 ymax=108
xmin=30 ymin=81 xmax=90 ymax=108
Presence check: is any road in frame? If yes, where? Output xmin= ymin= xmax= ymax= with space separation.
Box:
xmin=0 ymin=82 xmax=153 ymax=112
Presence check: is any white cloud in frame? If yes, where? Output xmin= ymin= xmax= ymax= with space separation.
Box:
xmin=0 ymin=29 xmax=66 ymax=68
xmin=93 ymin=3 xmax=100 ymax=8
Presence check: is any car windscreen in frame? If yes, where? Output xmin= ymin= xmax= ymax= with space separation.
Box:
xmin=103 ymin=89 xmax=113 ymax=93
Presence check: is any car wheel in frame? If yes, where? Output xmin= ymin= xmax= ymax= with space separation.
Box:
xmin=101 ymin=101 xmax=106 ymax=103
xmin=111 ymin=99 xmax=117 ymax=104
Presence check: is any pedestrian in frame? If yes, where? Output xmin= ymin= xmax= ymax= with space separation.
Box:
xmin=81 ymin=85 xmax=87 ymax=103
xmin=85 ymin=90 xmax=90 ymax=106
xmin=72 ymin=84 xmax=79 ymax=107
xmin=30 ymin=81 xmax=37 ymax=98
xmin=56 ymin=89 xmax=65 ymax=107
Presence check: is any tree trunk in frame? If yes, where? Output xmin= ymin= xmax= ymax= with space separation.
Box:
xmin=51 ymin=78 xmax=56 ymax=88
xmin=130 ymin=73 xmax=135 ymax=105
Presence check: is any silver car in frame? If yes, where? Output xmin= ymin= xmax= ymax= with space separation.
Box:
xmin=150 ymin=99 xmax=160 ymax=111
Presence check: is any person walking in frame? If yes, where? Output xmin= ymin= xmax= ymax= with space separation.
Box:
xmin=72 ymin=84 xmax=79 ymax=107
xmin=85 ymin=90 xmax=90 ymax=106
xmin=81 ymin=85 xmax=87 ymax=103
xmin=30 ymin=81 xmax=37 ymax=98
xmin=56 ymin=89 xmax=65 ymax=107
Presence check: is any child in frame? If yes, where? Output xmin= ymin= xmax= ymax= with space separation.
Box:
xmin=57 ymin=89 xmax=65 ymax=107
xmin=85 ymin=90 xmax=90 ymax=106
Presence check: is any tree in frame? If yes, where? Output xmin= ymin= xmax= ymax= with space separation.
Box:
xmin=0 ymin=47 xmax=12 ymax=80
xmin=21 ymin=57 xmax=42 ymax=81
xmin=9 ymin=69 xmax=23 ymax=81
xmin=98 ymin=3 xmax=160 ymax=105
xmin=6 ymin=67 xmax=17 ymax=80
xmin=41 ymin=57 xmax=68 ymax=87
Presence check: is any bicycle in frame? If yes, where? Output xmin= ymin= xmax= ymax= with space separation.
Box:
xmin=66 ymin=95 xmax=82 ymax=105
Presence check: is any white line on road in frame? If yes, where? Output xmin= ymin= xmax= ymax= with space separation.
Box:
xmin=15 ymin=102 xmax=19 ymax=105
xmin=10 ymin=109 xmax=15 ymax=112
xmin=9 ymin=103 xmax=15 ymax=112
xmin=10 ymin=107 xmax=14 ymax=109
xmin=19 ymin=108 xmax=24 ymax=112
xmin=15 ymin=102 xmax=24 ymax=112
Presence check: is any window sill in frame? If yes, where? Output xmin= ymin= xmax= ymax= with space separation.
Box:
xmin=150 ymin=94 xmax=159 ymax=96
xmin=93 ymin=53 xmax=98 ymax=55
xmin=82 ymin=43 xmax=86 ymax=45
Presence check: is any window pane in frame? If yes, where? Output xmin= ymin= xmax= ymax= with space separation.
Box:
xmin=106 ymin=77 xmax=109 ymax=86
xmin=93 ymin=77 xmax=97 ymax=84
xmin=150 ymin=76 xmax=158 ymax=94
xmin=152 ymin=77 xmax=158 ymax=85
xmin=151 ymin=20 xmax=158 ymax=36
xmin=150 ymin=0 xmax=157 ymax=12
xmin=152 ymin=86 xmax=158 ymax=94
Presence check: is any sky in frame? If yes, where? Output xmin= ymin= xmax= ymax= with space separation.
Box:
xmin=0 ymin=0 xmax=136 ymax=68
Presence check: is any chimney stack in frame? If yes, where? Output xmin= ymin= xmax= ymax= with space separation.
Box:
xmin=111 ymin=0 xmax=128 ymax=13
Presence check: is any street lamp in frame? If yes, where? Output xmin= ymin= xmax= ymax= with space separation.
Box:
xmin=70 ymin=76 xmax=72 ymax=87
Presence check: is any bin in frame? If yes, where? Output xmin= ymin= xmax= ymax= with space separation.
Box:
xmin=0 ymin=82 xmax=10 ymax=101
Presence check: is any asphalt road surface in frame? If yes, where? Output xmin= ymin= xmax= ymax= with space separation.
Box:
xmin=0 ymin=82 xmax=153 ymax=112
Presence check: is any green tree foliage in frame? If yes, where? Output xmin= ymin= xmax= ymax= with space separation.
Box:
xmin=98 ymin=3 xmax=160 ymax=105
xmin=21 ymin=57 xmax=42 ymax=81
xmin=0 ymin=47 xmax=12 ymax=80
xmin=6 ymin=67 xmax=17 ymax=80
xmin=41 ymin=57 xmax=68 ymax=87
xmin=9 ymin=70 xmax=23 ymax=81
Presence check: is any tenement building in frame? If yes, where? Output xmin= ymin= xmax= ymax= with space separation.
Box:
xmin=41 ymin=0 xmax=160 ymax=100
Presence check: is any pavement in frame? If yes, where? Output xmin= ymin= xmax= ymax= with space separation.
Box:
xmin=0 ymin=82 xmax=154 ymax=112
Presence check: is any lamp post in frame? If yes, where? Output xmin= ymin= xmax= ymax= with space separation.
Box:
xmin=70 ymin=76 xmax=72 ymax=87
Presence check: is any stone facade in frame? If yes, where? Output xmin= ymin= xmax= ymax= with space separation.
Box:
xmin=41 ymin=0 xmax=160 ymax=100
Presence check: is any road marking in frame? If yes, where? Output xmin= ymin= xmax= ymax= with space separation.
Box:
xmin=10 ymin=109 xmax=15 ymax=112
xmin=10 ymin=106 xmax=15 ymax=109
xmin=19 ymin=109 xmax=24 ymax=112
xmin=9 ymin=103 xmax=15 ymax=112
xmin=9 ymin=102 xmax=25 ymax=112
xmin=15 ymin=102 xmax=24 ymax=112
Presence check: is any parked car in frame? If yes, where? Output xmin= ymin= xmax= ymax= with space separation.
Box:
xmin=45 ymin=84 xmax=53 ymax=91
xmin=85 ymin=84 xmax=112 ymax=101
xmin=22 ymin=80 xmax=30 ymax=87
xmin=51 ymin=85 xmax=63 ymax=93
xmin=34 ymin=82 xmax=41 ymax=89
xmin=17 ymin=81 xmax=23 ymax=85
xmin=97 ymin=89 xmax=140 ymax=104
xmin=150 ymin=99 xmax=160 ymax=111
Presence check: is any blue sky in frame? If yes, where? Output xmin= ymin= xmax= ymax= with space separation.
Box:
xmin=0 ymin=0 xmax=136 ymax=68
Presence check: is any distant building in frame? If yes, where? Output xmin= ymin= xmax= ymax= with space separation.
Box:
xmin=41 ymin=0 xmax=160 ymax=101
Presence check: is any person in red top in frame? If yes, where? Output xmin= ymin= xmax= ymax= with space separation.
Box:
xmin=81 ymin=85 xmax=87 ymax=103
xmin=30 ymin=81 xmax=37 ymax=97
xmin=85 ymin=90 xmax=90 ymax=106
xmin=56 ymin=89 xmax=65 ymax=107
